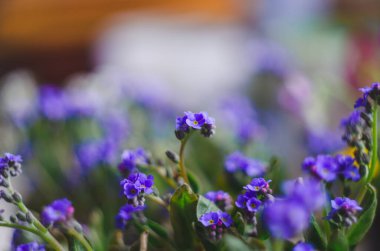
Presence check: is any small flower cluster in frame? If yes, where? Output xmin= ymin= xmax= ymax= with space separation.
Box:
xmin=41 ymin=198 xmax=75 ymax=227
xmin=204 ymin=190 xmax=233 ymax=211
xmin=16 ymin=242 xmax=45 ymax=251
xmin=225 ymin=152 xmax=266 ymax=177
xmin=198 ymin=211 xmax=233 ymax=241
xmin=117 ymin=172 xmax=154 ymax=228
xmin=327 ymin=197 xmax=362 ymax=227
xmin=293 ymin=242 xmax=315 ymax=251
xmin=264 ymin=178 xmax=326 ymax=239
xmin=0 ymin=153 xmax=23 ymax=181
xmin=302 ymin=154 xmax=360 ymax=182
xmin=175 ymin=111 xmax=215 ymax=140
xmin=118 ymin=148 xmax=150 ymax=174
xmin=236 ymin=178 xmax=273 ymax=223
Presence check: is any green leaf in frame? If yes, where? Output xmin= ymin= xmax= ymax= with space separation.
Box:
xmin=67 ymin=236 xmax=86 ymax=251
xmin=170 ymin=184 xmax=198 ymax=250
xmin=188 ymin=170 xmax=201 ymax=193
xmin=305 ymin=215 xmax=327 ymax=250
xmin=146 ymin=219 xmax=170 ymax=242
xmin=327 ymin=230 xmax=348 ymax=251
xmin=196 ymin=195 xmax=221 ymax=218
xmin=348 ymin=184 xmax=377 ymax=246
xmin=232 ymin=212 xmax=245 ymax=235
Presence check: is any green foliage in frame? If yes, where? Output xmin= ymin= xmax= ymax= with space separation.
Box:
xmin=169 ymin=184 xmax=198 ymax=250
xmin=327 ymin=230 xmax=348 ymax=251
xmin=306 ymin=215 xmax=327 ymax=250
xmin=348 ymin=184 xmax=377 ymax=247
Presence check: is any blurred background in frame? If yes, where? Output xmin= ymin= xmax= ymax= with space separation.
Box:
xmin=0 ymin=0 xmax=380 ymax=250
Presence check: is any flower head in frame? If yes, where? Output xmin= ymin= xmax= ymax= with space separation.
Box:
xmin=116 ymin=204 xmax=145 ymax=229
xmin=121 ymin=172 xmax=154 ymax=206
xmin=118 ymin=148 xmax=150 ymax=173
xmin=204 ymin=190 xmax=233 ymax=211
xmin=335 ymin=154 xmax=361 ymax=181
xmin=327 ymin=197 xmax=362 ymax=227
xmin=198 ymin=211 xmax=233 ymax=241
xmin=0 ymin=153 xmax=23 ymax=178
xmin=41 ymin=198 xmax=74 ymax=226
xmin=293 ymin=242 xmax=315 ymax=251
xmin=175 ymin=111 xmax=215 ymax=140
xmin=302 ymin=155 xmax=338 ymax=182
xmin=225 ymin=152 xmax=266 ymax=177
xmin=16 ymin=242 xmax=45 ymax=251
xmin=264 ymin=199 xmax=309 ymax=239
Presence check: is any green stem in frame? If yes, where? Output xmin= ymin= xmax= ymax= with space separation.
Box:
xmin=0 ymin=222 xmax=63 ymax=251
xmin=178 ymin=134 xmax=191 ymax=185
xmin=6 ymin=178 xmax=64 ymax=251
xmin=146 ymin=195 xmax=169 ymax=210
xmin=67 ymin=228 xmax=93 ymax=251
xmin=368 ymin=102 xmax=378 ymax=183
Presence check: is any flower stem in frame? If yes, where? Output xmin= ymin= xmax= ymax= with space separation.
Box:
xmin=0 ymin=222 xmax=64 ymax=251
xmin=139 ymin=231 xmax=148 ymax=251
xmin=66 ymin=228 xmax=93 ymax=251
xmin=368 ymin=102 xmax=378 ymax=183
xmin=5 ymin=178 xmax=64 ymax=251
xmin=178 ymin=134 xmax=191 ymax=185
xmin=146 ymin=195 xmax=169 ymax=210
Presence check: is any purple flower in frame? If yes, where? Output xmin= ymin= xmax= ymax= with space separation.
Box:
xmin=246 ymin=197 xmax=262 ymax=212
xmin=118 ymin=148 xmax=149 ymax=173
xmin=175 ymin=111 xmax=216 ymax=139
xmin=283 ymin=178 xmax=326 ymax=213
xmin=16 ymin=242 xmax=45 ymax=251
xmin=293 ymin=242 xmax=315 ymax=251
xmin=75 ymin=140 xmax=116 ymax=171
xmin=335 ymin=154 xmax=361 ymax=181
xmin=0 ymin=153 xmax=22 ymax=170
xmin=359 ymin=82 xmax=380 ymax=101
xmin=41 ymin=198 xmax=74 ymax=226
xmin=121 ymin=172 xmax=154 ymax=201
xmin=341 ymin=110 xmax=363 ymax=128
xmin=199 ymin=211 xmax=220 ymax=227
xmin=306 ymin=130 xmax=345 ymax=155
xmin=327 ymin=197 xmax=362 ymax=226
xmin=302 ymin=155 xmax=338 ymax=182
xmin=116 ymin=204 xmax=144 ymax=229
xmin=204 ymin=191 xmax=233 ymax=211
xmin=225 ymin=152 xmax=266 ymax=177
xmin=264 ymin=199 xmax=309 ymax=239
xmin=38 ymin=86 xmax=69 ymax=120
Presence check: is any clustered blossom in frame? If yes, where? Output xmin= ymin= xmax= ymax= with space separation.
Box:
xmin=0 ymin=153 xmax=23 ymax=180
xmin=41 ymin=198 xmax=74 ymax=227
xmin=225 ymin=152 xmax=266 ymax=177
xmin=118 ymin=148 xmax=150 ymax=174
xmin=16 ymin=242 xmax=45 ymax=251
xmin=115 ymin=204 xmax=145 ymax=229
xmin=175 ymin=111 xmax=215 ymax=140
xmin=293 ymin=242 xmax=315 ymax=251
xmin=264 ymin=178 xmax=326 ymax=239
xmin=204 ymin=191 xmax=233 ymax=211
xmin=198 ymin=211 xmax=233 ymax=241
xmin=327 ymin=197 xmax=362 ymax=227
xmin=117 ymin=172 xmax=154 ymax=229
xmin=302 ymin=154 xmax=361 ymax=182
xmin=236 ymin=178 xmax=273 ymax=226
xmin=219 ymin=97 xmax=263 ymax=144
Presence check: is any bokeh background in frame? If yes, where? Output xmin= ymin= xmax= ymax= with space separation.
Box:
xmin=0 ymin=0 xmax=380 ymax=250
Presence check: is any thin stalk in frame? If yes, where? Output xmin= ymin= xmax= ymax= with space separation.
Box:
xmin=66 ymin=228 xmax=93 ymax=251
xmin=6 ymin=178 xmax=64 ymax=251
xmin=139 ymin=231 xmax=148 ymax=251
xmin=146 ymin=195 xmax=169 ymax=210
xmin=368 ymin=102 xmax=378 ymax=183
xmin=0 ymin=222 xmax=63 ymax=251
xmin=178 ymin=134 xmax=191 ymax=185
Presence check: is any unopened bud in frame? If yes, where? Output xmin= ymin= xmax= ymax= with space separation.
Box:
xmin=165 ymin=150 xmax=179 ymax=164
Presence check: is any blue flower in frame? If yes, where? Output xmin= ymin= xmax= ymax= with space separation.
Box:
xmin=293 ymin=242 xmax=315 ymax=251
xmin=283 ymin=178 xmax=326 ymax=213
xmin=204 ymin=190 xmax=233 ymax=211
xmin=121 ymin=172 xmax=154 ymax=200
xmin=118 ymin=148 xmax=150 ymax=173
xmin=264 ymin=199 xmax=309 ymax=239
xmin=116 ymin=204 xmax=145 ymax=229
xmin=199 ymin=211 xmax=220 ymax=227
xmin=225 ymin=152 xmax=266 ymax=177
xmin=38 ymin=86 xmax=69 ymax=120
xmin=327 ymin=197 xmax=362 ymax=226
xmin=198 ymin=211 xmax=233 ymax=240
xmin=302 ymin=155 xmax=338 ymax=182
xmin=16 ymin=242 xmax=45 ymax=251
xmin=41 ymin=198 xmax=74 ymax=226
xmin=335 ymin=154 xmax=361 ymax=181
xmin=0 ymin=153 xmax=23 ymax=178
xmin=175 ymin=111 xmax=215 ymax=139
